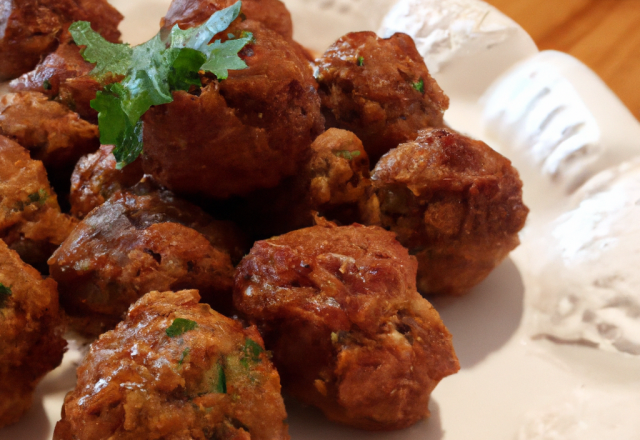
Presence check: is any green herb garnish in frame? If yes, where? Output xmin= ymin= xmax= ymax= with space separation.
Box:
xmin=357 ymin=56 xmax=364 ymax=66
xmin=241 ymin=338 xmax=263 ymax=367
xmin=178 ymin=347 xmax=191 ymax=366
xmin=166 ymin=318 xmax=198 ymax=337
xmin=214 ymin=363 xmax=227 ymax=393
xmin=412 ymin=77 xmax=424 ymax=93
xmin=0 ymin=283 xmax=11 ymax=308
xmin=69 ymin=1 xmax=252 ymax=169
xmin=43 ymin=80 xmax=52 ymax=90
xmin=334 ymin=150 xmax=361 ymax=160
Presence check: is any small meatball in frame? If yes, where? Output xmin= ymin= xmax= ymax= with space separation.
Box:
xmin=316 ymin=31 xmax=449 ymax=164
xmin=49 ymin=182 xmax=247 ymax=336
xmin=0 ymin=0 xmax=122 ymax=80
xmin=142 ymin=20 xmax=324 ymax=199
xmin=235 ymin=128 xmax=378 ymax=237
xmin=0 ymin=91 xmax=99 ymax=194
xmin=0 ymin=135 xmax=77 ymax=271
xmin=372 ymin=128 xmax=529 ymax=296
xmin=54 ymin=289 xmax=289 ymax=440
xmin=234 ymin=221 xmax=459 ymax=430
xmin=0 ymin=240 xmax=66 ymax=427
xmin=70 ymin=144 xmax=144 ymax=219
xmin=162 ymin=0 xmax=293 ymax=41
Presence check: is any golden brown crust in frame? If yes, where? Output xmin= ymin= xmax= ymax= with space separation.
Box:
xmin=372 ymin=128 xmax=529 ymax=295
xmin=316 ymin=31 xmax=449 ymax=165
xmin=142 ymin=20 xmax=324 ymax=199
xmin=0 ymin=0 xmax=123 ymax=80
xmin=54 ymin=289 xmax=289 ymax=440
xmin=0 ymin=240 xmax=66 ymax=427
xmin=234 ymin=222 xmax=459 ymax=430
xmin=49 ymin=184 xmax=247 ymax=336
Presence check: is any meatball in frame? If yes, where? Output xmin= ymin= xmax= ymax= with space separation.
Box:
xmin=162 ymin=0 xmax=293 ymax=42
xmin=372 ymin=128 xmax=529 ymax=296
xmin=316 ymin=31 xmax=449 ymax=164
xmin=0 ymin=135 xmax=77 ymax=271
xmin=49 ymin=182 xmax=247 ymax=336
xmin=70 ymin=144 xmax=144 ymax=219
xmin=142 ymin=20 xmax=324 ymax=199
xmin=0 ymin=91 xmax=99 ymax=194
xmin=0 ymin=0 xmax=122 ymax=80
xmin=53 ymin=289 xmax=289 ymax=440
xmin=0 ymin=240 xmax=66 ymax=427
xmin=234 ymin=220 xmax=459 ymax=430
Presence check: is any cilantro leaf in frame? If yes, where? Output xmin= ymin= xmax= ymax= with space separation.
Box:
xmin=169 ymin=1 xmax=242 ymax=51
xmin=214 ymin=364 xmax=227 ymax=393
xmin=412 ymin=77 xmax=425 ymax=94
xmin=167 ymin=48 xmax=207 ymax=91
xmin=0 ymin=283 xmax=11 ymax=308
xmin=200 ymin=33 xmax=252 ymax=80
xmin=166 ymin=318 xmax=199 ymax=338
xmin=69 ymin=21 xmax=133 ymax=78
xmin=241 ymin=338 xmax=264 ymax=367
xmin=334 ymin=150 xmax=361 ymax=160
xmin=357 ymin=56 xmax=364 ymax=66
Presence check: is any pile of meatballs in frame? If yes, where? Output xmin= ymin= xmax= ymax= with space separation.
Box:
xmin=0 ymin=0 xmax=529 ymax=437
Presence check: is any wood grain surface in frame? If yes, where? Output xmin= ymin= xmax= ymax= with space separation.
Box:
xmin=484 ymin=0 xmax=640 ymax=121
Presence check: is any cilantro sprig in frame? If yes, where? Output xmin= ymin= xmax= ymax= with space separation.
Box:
xmin=166 ymin=318 xmax=198 ymax=337
xmin=69 ymin=1 xmax=252 ymax=169
xmin=0 ymin=283 xmax=11 ymax=308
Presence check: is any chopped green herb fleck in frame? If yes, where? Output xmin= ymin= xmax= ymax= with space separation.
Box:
xmin=357 ymin=56 xmax=364 ymax=66
xmin=241 ymin=338 xmax=264 ymax=368
xmin=166 ymin=318 xmax=198 ymax=338
xmin=0 ymin=283 xmax=11 ymax=308
xmin=178 ymin=347 xmax=191 ymax=366
xmin=412 ymin=77 xmax=424 ymax=93
xmin=215 ymin=364 xmax=227 ymax=394
xmin=43 ymin=80 xmax=52 ymax=90
xmin=334 ymin=150 xmax=361 ymax=160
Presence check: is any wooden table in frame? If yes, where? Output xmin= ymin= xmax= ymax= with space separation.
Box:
xmin=484 ymin=0 xmax=640 ymax=122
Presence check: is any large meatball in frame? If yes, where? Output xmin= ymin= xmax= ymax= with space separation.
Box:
xmin=234 ymin=220 xmax=459 ymax=430
xmin=0 ymin=135 xmax=77 ymax=271
xmin=69 ymin=144 xmax=144 ymax=219
xmin=53 ymin=289 xmax=289 ymax=440
xmin=49 ymin=181 xmax=247 ymax=336
xmin=0 ymin=0 xmax=122 ymax=80
xmin=142 ymin=20 xmax=324 ymax=199
xmin=372 ymin=128 xmax=529 ymax=296
xmin=316 ymin=31 xmax=449 ymax=164
xmin=0 ymin=240 xmax=66 ymax=427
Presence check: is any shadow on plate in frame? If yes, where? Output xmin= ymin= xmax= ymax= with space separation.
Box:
xmin=1 ymin=390 xmax=51 ymax=439
xmin=429 ymin=257 xmax=524 ymax=369
xmin=286 ymin=395 xmax=444 ymax=440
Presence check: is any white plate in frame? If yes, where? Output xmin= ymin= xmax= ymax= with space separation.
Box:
xmin=3 ymin=0 xmax=640 ymax=439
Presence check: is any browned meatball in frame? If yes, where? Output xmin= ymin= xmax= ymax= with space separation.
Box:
xmin=162 ymin=0 xmax=293 ymax=41
xmin=70 ymin=144 xmax=144 ymax=219
xmin=9 ymin=38 xmax=105 ymax=123
xmin=49 ymin=182 xmax=248 ymax=336
xmin=234 ymin=220 xmax=459 ymax=430
xmin=372 ymin=128 xmax=529 ymax=296
xmin=0 ymin=135 xmax=77 ymax=271
xmin=316 ymin=31 xmax=449 ymax=165
xmin=54 ymin=289 xmax=289 ymax=440
xmin=0 ymin=0 xmax=122 ymax=80
xmin=142 ymin=20 xmax=324 ymax=199
xmin=0 ymin=240 xmax=66 ymax=427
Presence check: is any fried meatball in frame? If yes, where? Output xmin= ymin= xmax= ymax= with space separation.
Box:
xmin=372 ymin=128 xmax=529 ymax=296
xmin=70 ymin=144 xmax=144 ymax=219
xmin=0 ymin=0 xmax=122 ymax=80
xmin=316 ymin=31 xmax=449 ymax=165
xmin=0 ymin=240 xmax=66 ymax=427
xmin=234 ymin=221 xmax=459 ymax=430
xmin=49 ymin=182 xmax=247 ymax=336
xmin=0 ymin=91 xmax=99 ymax=195
xmin=53 ymin=289 xmax=289 ymax=440
xmin=9 ymin=38 xmax=105 ymax=123
xmin=0 ymin=135 xmax=77 ymax=270
xmin=142 ymin=20 xmax=324 ymax=199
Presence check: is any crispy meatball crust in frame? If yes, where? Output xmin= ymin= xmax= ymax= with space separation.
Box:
xmin=0 ymin=240 xmax=66 ymax=427
xmin=0 ymin=0 xmax=122 ymax=80
xmin=316 ymin=31 xmax=449 ymax=165
xmin=53 ymin=289 xmax=289 ymax=440
xmin=234 ymin=221 xmax=459 ymax=430
xmin=0 ymin=135 xmax=77 ymax=270
xmin=142 ymin=20 xmax=324 ymax=199
xmin=69 ymin=144 xmax=144 ymax=219
xmin=372 ymin=128 xmax=529 ymax=296
xmin=49 ymin=184 xmax=247 ymax=336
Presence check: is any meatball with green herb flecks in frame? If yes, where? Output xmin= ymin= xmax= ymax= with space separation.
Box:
xmin=53 ymin=289 xmax=289 ymax=440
